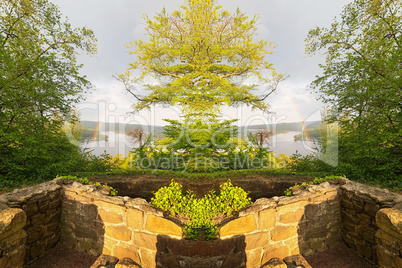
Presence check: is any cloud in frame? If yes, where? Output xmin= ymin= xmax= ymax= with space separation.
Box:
xmin=52 ymin=0 xmax=351 ymax=125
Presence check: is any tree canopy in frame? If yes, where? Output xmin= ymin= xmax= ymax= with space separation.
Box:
xmin=306 ymin=0 xmax=401 ymax=182
xmin=0 ymin=0 xmax=97 ymax=182
xmin=119 ymin=0 xmax=284 ymax=120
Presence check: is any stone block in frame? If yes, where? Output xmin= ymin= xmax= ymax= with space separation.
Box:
xmin=105 ymin=226 xmax=131 ymax=241
xmin=279 ymin=209 xmax=304 ymax=224
xmin=0 ymin=245 xmax=26 ymax=268
xmin=46 ymin=220 xmax=60 ymax=234
xmin=113 ymin=244 xmax=141 ymax=265
xmin=95 ymin=201 xmax=126 ymax=214
xmin=356 ymin=241 xmax=373 ymax=259
xmin=358 ymin=226 xmax=376 ymax=244
xmin=259 ymin=209 xmax=276 ymax=230
xmin=0 ymin=229 xmax=26 ymax=253
xmin=127 ymin=209 xmax=144 ymax=230
xmin=74 ymin=226 xmax=100 ymax=241
xmin=30 ymin=213 xmax=46 ymax=225
xmin=276 ymin=201 xmax=308 ymax=214
xmin=98 ymin=208 xmax=123 ymax=224
xmin=341 ymin=198 xmax=354 ymax=210
xmin=22 ymin=203 xmax=39 ymax=218
xmin=47 ymin=198 xmax=62 ymax=210
xmin=116 ymin=258 xmax=142 ymax=268
xmin=221 ymin=250 xmax=246 ymax=268
xmin=139 ymin=248 xmax=156 ymax=268
xmin=90 ymin=254 xmax=119 ymax=268
xmin=376 ymin=208 xmax=402 ymax=240
xmin=261 ymin=244 xmax=290 ymax=264
xmin=310 ymin=191 xmax=338 ymax=203
xmin=245 ymin=248 xmax=263 ymax=268
xmin=375 ymin=229 xmax=402 ymax=253
xmin=244 ymin=232 xmax=269 ymax=250
xmin=239 ymin=198 xmax=276 ymax=217
xmin=270 ymin=226 xmax=297 ymax=241
xmin=302 ymin=226 xmax=330 ymax=241
xmin=364 ymin=200 xmax=379 ymax=217
xmin=44 ymin=233 xmax=60 ymax=251
xmin=37 ymin=195 xmax=51 ymax=212
xmin=261 ymin=257 xmax=286 ymax=268
xmin=342 ymin=232 xmax=358 ymax=251
xmin=284 ymin=238 xmax=299 ymax=252
xmin=351 ymin=195 xmax=365 ymax=212
xmin=283 ymin=254 xmax=312 ymax=268
xmin=44 ymin=209 xmax=61 ymax=225
xmin=133 ymin=231 xmax=157 ymax=250
xmin=341 ymin=209 xmax=358 ymax=225
xmin=26 ymin=226 xmax=44 ymax=244
xmin=0 ymin=208 xmax=26 ymax=238
xmin=145 ymin=215 xmax=182 ymax=237
xmin=79 ymin=204 xmax=98 ymax=220
xmin=220 ymin=215 xmax=257 ymax=237
xmin=357 ymin=212 xmax=372 ymax=226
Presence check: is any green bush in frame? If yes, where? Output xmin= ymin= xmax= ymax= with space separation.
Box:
xmin=150 ymin=179 xmax=252 ymax=240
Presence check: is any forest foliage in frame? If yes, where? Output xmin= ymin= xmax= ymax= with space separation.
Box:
xmin=0 ymin=0 xmax=111 ymax=188
xmin=305 ymin=0 xmax=401 ymax=186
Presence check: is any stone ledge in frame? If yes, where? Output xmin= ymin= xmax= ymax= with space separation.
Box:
xmin=0 ymin=208 xmax=26 ymax=236
xmin=341 ymin=181 xmax=402 ymax=206
xmin=376 ymin=208 xmax=402 ymax=240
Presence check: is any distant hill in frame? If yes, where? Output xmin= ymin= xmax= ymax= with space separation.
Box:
xmin=80 ymin=121 xmax=165 ymax=135
xmin=239 ymin=121 xmax=321 ymax=133
xmin=80 ymin=120 xmax=321 ymax=137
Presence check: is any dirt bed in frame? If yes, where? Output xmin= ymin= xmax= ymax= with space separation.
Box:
xmin=25 ymin=243 xmax=97 ymax=268
xmin=304 ymin=242 xmax=376 ymax=268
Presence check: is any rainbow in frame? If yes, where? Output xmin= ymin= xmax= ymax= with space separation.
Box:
xmin=92 ymin=121 xmax=102 ymax=141
xmin=288 ymin=99 xmax=317 ymax=152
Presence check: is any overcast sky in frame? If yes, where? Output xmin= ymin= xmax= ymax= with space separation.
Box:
xmin=52 ymin=0 xmax=351 ymax=127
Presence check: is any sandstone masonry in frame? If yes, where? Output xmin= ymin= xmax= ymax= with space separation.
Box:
xmin=0 ymin=177 xmax=401 ymax=268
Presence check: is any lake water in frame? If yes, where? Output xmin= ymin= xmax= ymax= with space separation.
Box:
xmin=82 ymin=131 xmax=318 ymax=157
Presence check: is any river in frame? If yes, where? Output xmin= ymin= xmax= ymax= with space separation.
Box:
xmin=81 ymin=131 xmax=318 ymax=157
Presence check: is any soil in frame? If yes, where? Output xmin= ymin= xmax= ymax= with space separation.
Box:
xmin=304 ymin=242 xmax=377 ymax=268
xmin=24 ymin=242 xmax=375 ymax=268
xmin=89 ymin=174 xmax=312 ymax=200
xmin=25 ymin=243 xmax=98 ymax=268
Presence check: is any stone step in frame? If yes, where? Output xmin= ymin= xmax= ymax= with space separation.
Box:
xmin=261 ymin=254 xmax=312 ymax=268
xmin=91 ymin=254 xmax=141 ymax=268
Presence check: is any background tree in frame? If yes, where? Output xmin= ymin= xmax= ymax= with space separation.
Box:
xmin=0 ymin=0 xmax=97 ymax=184
xmin=127 ymin=127 xmax=145 ymax=147
xmin=118 ymin=0 xmax=284 ymax=121
xmin=306 ymin=0 xmax=401 ymax=185
xmin=255 ymin=129 xmax=273 ymax=147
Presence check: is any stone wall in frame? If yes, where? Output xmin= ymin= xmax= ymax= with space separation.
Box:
xmin=0 ymin=179 xmax=63 ymax=265
xmin=339 ymin=179 xmax=402 ymax=264
xmin=0 ymin=177 xmax=401 ymax=268
xmin=0 ymin=208 xmax=26 ymax=268
xmin=218 ymin=181 xmax=342 ymax=268
xmin=375 ymin=208 xmax=402 ymax=268
xmin=61 ymin=181 xmax=183 ymax=268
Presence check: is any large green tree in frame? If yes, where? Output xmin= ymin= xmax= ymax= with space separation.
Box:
xmin=306 ymin=0 xmax=401 ymax=184
xmin=119 ymin=0 xmax=284 ymax=120
xmin=0 ymin=0 xmax=97 ymax=182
